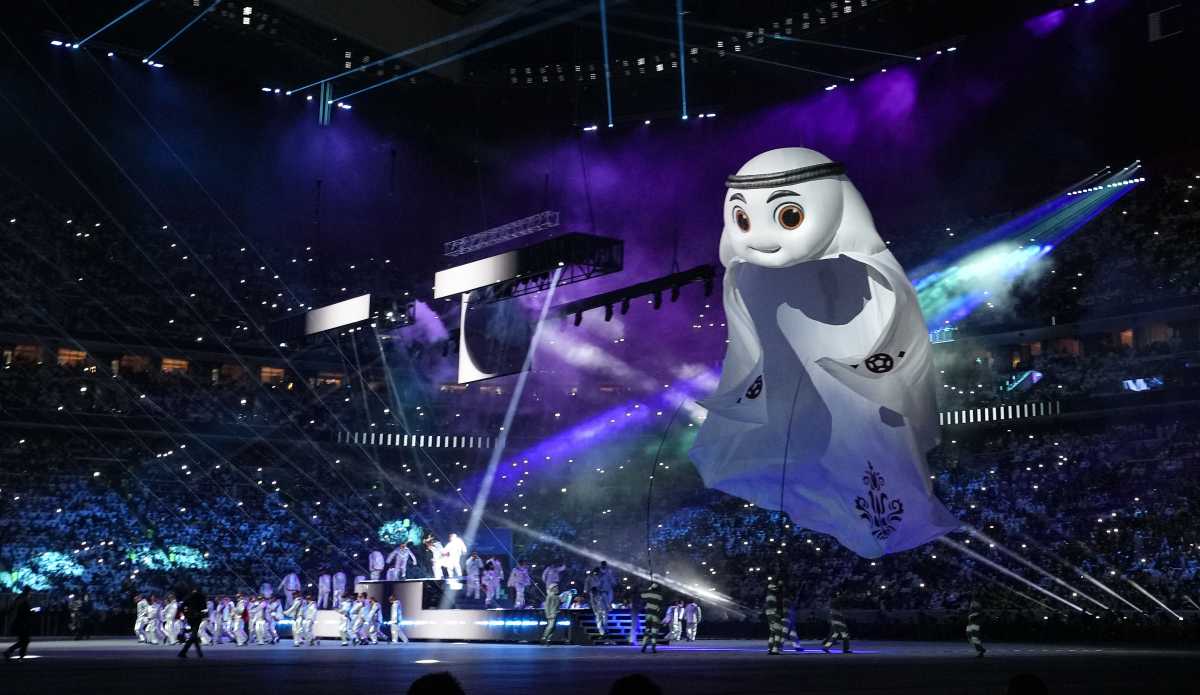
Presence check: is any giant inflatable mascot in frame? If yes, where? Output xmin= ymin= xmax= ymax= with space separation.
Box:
xmin=690 ymin=147 xmax=959 ymax=558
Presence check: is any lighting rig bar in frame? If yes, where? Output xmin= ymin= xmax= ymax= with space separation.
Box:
xmin=267 ymin=293 xmax=414 ymax=345
xmin=443 ymin=211 xmax=560 ymax=257
xmin=554 ymin=264 xmax=715 ymax=325
xmin=434 ymin=232 xmax=623 ymax=301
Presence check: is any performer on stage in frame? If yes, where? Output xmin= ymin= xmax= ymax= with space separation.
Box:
xmin=664 ymin=600 xmax=685 ymax=642
xmin=586 ymin=570 xmax=609 ymax=637
xmin=144 ymin=595 xmax=163 ymax=645
xmin=133 ymin=594 xmax=149 ymax=643
xmin=301 ymin=594 xmax=320 ymax=646
xmin=389 ymin=595 xmax=409 ymax=644
xmin=284 ymin=595 xmax=306 ymax=647
xmin=365 ymin=596 xmax=383 ymax=644
xmin=267 ymin=594 xmax=283 ymax=643
xmin=597 ymin=561 xmax=616 ymax=610
xmin=163 ymin=593 xmax=181 ymax=645
xmin=684 ymin=600 xmax=702 ymax=641
xmin=317 ymin=569 xmax=332 ymax=608
xmin=280 ymin=570 xmax=302 ymax=608
xmin=338 ymin=593 xmax=355 ymax=646
xmin=465 ymin=551 xmax=484 ymax=599
xmin=250 ymin=595 xmax=270 ymax=645
xmin=540 ymin=581 xmax=561 ymax=644
xmin=332 ymin=570 xmax=347 ymax=603
xmin=966 ymin=597 xmax=986 ymax=657
xmin=765 ymin=578 xmax=785 ymax=655
xmin=821 ymin=595 xmax=851 ymax=654
xmin=542 ymin=559 xmax=566 ymax=594
xmin=231 ymin=594 xmax=249 ymax=646
xmin=369 ymin=549 xmax=386 ymax=580
xmin=445 ymin=534 xmax=468 ymax=578
xmin=639 ymin=582 xmax=663 ymax=654
xmin=199 ymin=597 xmax=216 ymax=645
xmin=508 ymin=559 xmax=532 ymax=609
xmin=386 ymin=542 xmax=417 ymax=581
xmin=482 ymin=560 xmax=502 ymax=607
xmin=423 ymin=537 xmax=447 ymax=579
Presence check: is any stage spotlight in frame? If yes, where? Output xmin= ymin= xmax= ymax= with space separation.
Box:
xmin=261 ymin=87 xmax=272 ymax=92
xmin=50 ymin=40 xmax=64 ymax=46
xmin=582 ymin=125 xmax=598 ymax=131
xmin=825 ymin=84 xmax=837 ymax=91
xmin=142 ymin=58 xmax=149 ymax=63
xmin=681 ymin=114 xmax=688 ymax=120
xmin=604 ymin=304 xmax=614 ymax=321
xmin=947 ymin=46 xmax=957 ymax=52
xmin=107 ymin=52 xmax=114 ymax=57
xmin=705 ymin=113 xmax=716 ymax=118
xmin=273 ymin=88 xmax=280 ymax=93
xmin=306 ymin=95 xmax=313 ymax=101
xmin=697 ymin=113 xmax=706 ymax=119
xmin=644 ymin=119 xmax=651 ymax=125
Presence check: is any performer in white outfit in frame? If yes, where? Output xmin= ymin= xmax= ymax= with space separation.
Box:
xmin=338 ymin=594 xmax=355 ymax=646
xmin=385 ymin=542 xmax=417 ymax=581
xmin=482 ymin=561 xmax=501 ymax=607
xmin=368 ymin=550 xmax=386 ymax=580
xmin=267 ymin=595 xmax=283 ymax=643
xmin=464 ymin=552 xmax=484 ymax=599
xmin=423 ymin=537 xmax=447 ymax=579
xmin=664 ymin=600 xmax=685 ymax=642
xmin=301 ymin=595 xmax=320 ymax=646
xmin=684 ymin=601 xmax=702 ymax=641
xmin=199 ymin=598 xmax=216 ymax=645
xmin=284 ymin=596 xmax=306 ymax=646
xmin=252 ymin=596 xmax=271 ymax=645
xmin=144 ymin=596 xmax=163 ymax=645
xmin=388 ymin=595 xmax=409 ymax=644
xmin=332 ymin=571 xmax=347 ymax=601
xmin=231 ymin=594 xmax=249 ymax=646
xmin=586 ymin=570 xmax=609 ymax=637
xmin=444 ymin=534 xmax=467 ymax=578
xmin=317 ymin=571 xmax=332 ymax=608
xmin=365 ymin=597 xmax=382 ymax=644
xmin=133 ymin=595 xmax=149 ymax=643
xmin=279 ymin=571 xmax=302 ymax=609
xmin=349 ymin=595 xmax=366 ymax=645
xmin=508 ymin=560 xmax=532 ymax=609
xmin=542 ymin=561 xmax=566 ymax=594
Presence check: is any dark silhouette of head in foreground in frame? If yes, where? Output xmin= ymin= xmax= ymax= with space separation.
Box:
xmin=1007 ymin=673 xmax=1049 ymax=695
xmin=609 ymin=673 xmax=664 ymax=695
xmin=407 ymin=672 xmax=466 ymax=695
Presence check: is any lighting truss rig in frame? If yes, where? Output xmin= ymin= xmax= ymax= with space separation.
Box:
xmin=443 ymin=210 xmax=561 ymax=257
xmin=554 ymin=264 xmax=716 ymax=325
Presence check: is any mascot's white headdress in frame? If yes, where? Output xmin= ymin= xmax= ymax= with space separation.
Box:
xmin=690 ymin=147 xmax=958 ymax=558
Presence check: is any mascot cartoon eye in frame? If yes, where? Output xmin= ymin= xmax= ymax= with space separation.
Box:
xmin=775 ymin=203 xmax=805 ymax=230
xmin=733 ymin=206 xmax=751 ymax=232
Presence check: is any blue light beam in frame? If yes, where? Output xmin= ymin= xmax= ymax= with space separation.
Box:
xmin=75 ymin=0 xmax=153 ymax=49
xmin=144 ymin=0 xmax=219 ymax=63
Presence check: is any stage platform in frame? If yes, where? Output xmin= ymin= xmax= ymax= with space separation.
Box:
xmin=2 ymin=638 xmax=1196 ymax=694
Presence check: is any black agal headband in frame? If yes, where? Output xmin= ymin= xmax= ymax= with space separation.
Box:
xmin=725 ymin=161 xmax=846 ymax=189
